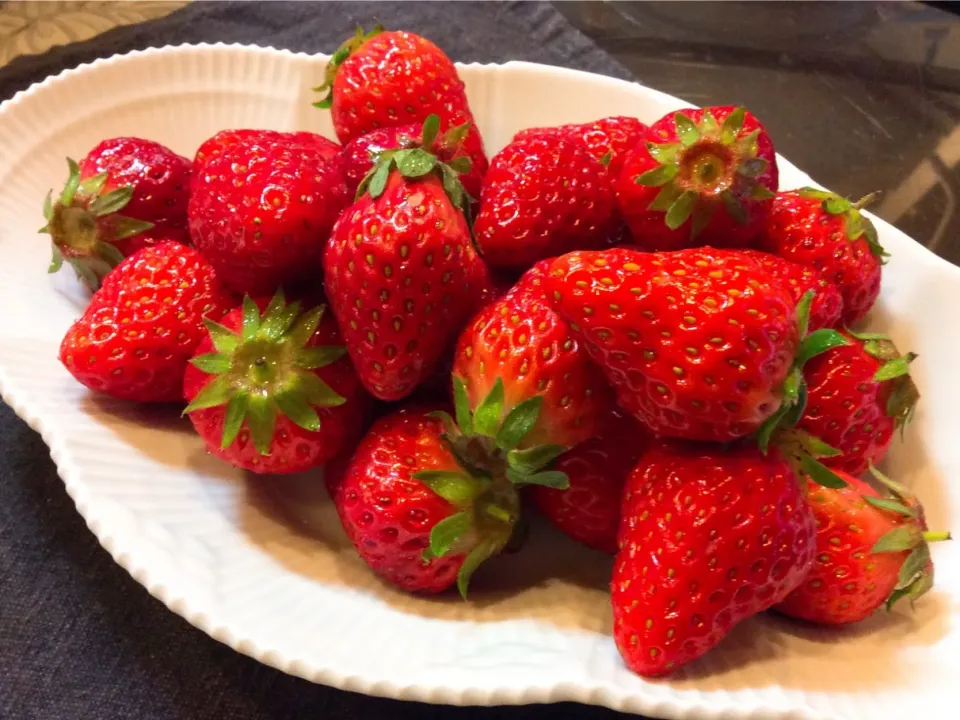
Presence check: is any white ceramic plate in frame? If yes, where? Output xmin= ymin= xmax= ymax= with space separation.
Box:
xmin=0 ymin=44 xmax=957 ymax=720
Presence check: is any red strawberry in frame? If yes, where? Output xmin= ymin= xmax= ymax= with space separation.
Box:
xmin=776 ymin=467 xmax=948 ymax=625
xmin=323 ymin=116 xmax=484 ymax=401
xmin=546 ymin=248 xmax=804 ymax=441
xmin=616 ymin=106 xmax=778 ymax=251
xmin=530 ymin=412 xmax=650 ymax=553
xmin=184 ymin=291 xmax=364 ymax=474
xmin=188 ymin=129 xmax=348 ymax=296
xmin=759 ymin=188 xmax=886 ymax=325
xmin=514 ymin=115 xmax=648 ymax=178
xmin=613 ymin=442 xmax=816 ymax=676
xmin=735 ymin=249 xmax=843 ymax=331
xmin=475 ymin=134 xmax=617 ymax=272
xmin=453 ymin=263 xmax=613 ymax=451
xmin=330 ymin=407 xmax=520 ymax=594
xmin=798 ymin=330 xmax=919 ymax=475
xmin=339 ymin=122 xmax=484 ymax=203
xmin=42 ymin=137 xmax=192 ymax=290
xmin=314 ymin=27 xmax=487 ymax=175
xmin=59 ymin=242 xmax=234 ymax=403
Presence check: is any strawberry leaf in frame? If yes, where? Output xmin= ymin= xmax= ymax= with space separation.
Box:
xmin=298 ymin=372 xmax=346 ymax=408
xmin=296 ymin=346 xmax=347 ymax=370
xmin=795 ymin=289 xmax=814 ymax=340
xmin=700 ymin=109 xmax=719 ymax=134
xmin=795 ymin=328 xmax=849 ymax=368
xmin=79 ymin=171 xmax=108 ymax=196
xmin=647 ymin=183 xmax=683 ymax=212
xmin=202 ymin=319 xmax=239 ymax=356
xmin=89 ymin=187 xmax=133 ymax=216
xmin=720 ymin=107 xmax=746 ymax=145
xmin=189 ymin=352 xmax=231 ymax=374
xmin=429 ymin=511 xmax=471 ymax=558
xmin=874 ymin=353 xmax=916 ymax=382
xmin=636 ymin=164 xmax=678 ymax=187
xmin=871 ymin=526 xmax=921 ymax=554
xmin=221 ymin=394 xmax=248 ymax=449
xmin=645 ymin=142 xmax=679 ymax=164
xmin=507 ymin=444 xmax=567 ymax=474
xmin=48 ymin=246 xmax=63 ymax=274
xmin=184 ymin=375 xmax=232 ymax=413
xmin=368 ymin=160 xmax=392 ymax=199
xmin=246 ymin=395 xmax=276 ymax=456
xmin=452 ymin=376 xmax=474 ymax=437
xmin=800 ymin=453 xmax=848 ymax=489
xmin=737 ymin=158 xmax=767 ymax=178
xmin=457 ymin=538 xmax=497 ymax=599
xmin=415 ymin=471 xmax=483 ymax=506
xmin=275 ymin=391 xmax=321 ymax=432
xmin=675 ymin=113 xmax=700 ymax=147
xmin=472 ymin=378 xmax=504 ymax=437
xmin=506 ymin=468 xmax=569 ymax=489
xmin=241 ymin=296 xmax=261 ymax=341
xmin=60 ymin=159 xmax=81 ymax=206
xmin=665 ymin=190 xmax=697 ymax=230
xmin=495 ymin=395 xmax=543 ymax=451
xmin=721 ymin=190 xmax=748 ymax=225
xmin=394 ymin=148 xmax=437 ymax=178
xmin=420 ymin=114 xmax=441 ymax=151
xmin=863 ymin=495 xmax=917 ymax=518
xmin=111 ymin=216 xmax=154 ymax=240
xmin=42 ymin=190 xmax=53 ymax=221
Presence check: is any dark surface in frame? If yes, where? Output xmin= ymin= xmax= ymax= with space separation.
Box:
xmin=2 ymin=2 xmax=959 ymax=719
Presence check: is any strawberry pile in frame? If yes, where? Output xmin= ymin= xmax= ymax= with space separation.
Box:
xmin=46 ymin=26 xmax=948 ymax=678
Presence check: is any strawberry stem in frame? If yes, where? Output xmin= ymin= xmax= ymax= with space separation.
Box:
xmin=923 ymin=531 xmax=952 ymax=543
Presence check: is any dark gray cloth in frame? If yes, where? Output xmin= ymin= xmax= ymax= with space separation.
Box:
xmin=0 ymin=2 xmax=633 ymax=718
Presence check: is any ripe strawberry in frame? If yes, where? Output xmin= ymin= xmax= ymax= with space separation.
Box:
xmin=188 ymin=129 xmax=348 ymax=296
xmin=546 ymin=248 xmax=805 ymax=441
xmin=616 ymin=106 xmax=778 ymax=251
xmin=453 ymin=263 xmax=612 ymax=451
xmin=332 ymin=393 xmax=573 ymax=594
xmin=184 ymin=291 xmax=364 ymax=474
xmin=339 ymin=122 xmax=484 ymax=203
xmin=530 ymin=411 xmax=650 ymax=554
xmin=514 ymin=115 xmax=648 ymax=178
xmin=798 ymin=330 xmax=919 ymax=475
xmin=475 ymin=134 xmax=617 ymax=272
xmin=759 ymin=188 xmax=886 ymax=325
xmin=736 ymin=249 xmax=843 ymax=331
xmin=776 ymin=467 xmax=948 ymax=625
xmin=42 ymin=137 xmax=191 ymax=290
xmin=59 ymin=242 xmax=234 ymax=403
xmin=324 ymin=115 xmax=484 ymax=401
xmin=313 ymin=27 xmax=487 ymax=174
xmin=613 ymin=442 xmax=816 ymax=676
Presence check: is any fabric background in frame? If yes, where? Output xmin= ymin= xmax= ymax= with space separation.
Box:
xmin=0 ymin=3 xmax=636 ymax=718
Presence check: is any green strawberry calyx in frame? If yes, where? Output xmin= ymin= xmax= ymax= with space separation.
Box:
xmin=312 ymin=24 xmax=385 ymax=109
xmin=757 ymin=290 xmax=850 ymax=488
xmin=797 ymin=187 xmax=889 ymax=262
xmin=635 ymin=106 xmax=775 ymax=239
xmin=40 ymin=158 xmax=154 ymax=291
xmin=355 ymin=114 xmax=474 ymax=212
xmin=414 ymin=376 xmax=571 ymax=598
xmin=184 ymin=290 xmax=347 ymax=456
xmin=847 ymin=329 xmax=920 ymax=436
xmin=864 ymin=464 xmax=950 ymax=611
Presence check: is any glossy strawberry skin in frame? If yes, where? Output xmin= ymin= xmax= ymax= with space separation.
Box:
xmin=329 ymin=407 xmax=467 ymax=593
xmin=798 ymin=334 xmax=900 ymax=475
xmin=514 ymin=116 xmax=648 ymax=178
xmin=530 ymin=412 xmax=650 ymax=553
xmin=616 ymin=106 xmax=778 ymax=252
xmin=183 ymin=300 xmax=364 ymax=474
xmin=776 ymin=473 xmax=917 ymax=625
xmin=78 ymin=137 xmax=192 ymax=253
xmin=759 ymin=190 xmax=881 ymax=325
xmin=59 ymin=242 xmax=234 ymax=403
xmin=328 ymin=30 xmax=487 ymax=171
xmin=339 ymin=123 xmax=484 ymax=203
xmin=614 ymin=443 xmax=815 ymax=676
xmin=324 ymin=171 xmax=483 ymax=401
xmin=736 ymin=249 xmax=843 ymax=331
xmin=546 ymin=248 xmax=798 ymax=442
xmin=188 ymin=129 xmax=348 ymax=296
xmin=475 ymin=135 xmax=617 ymax=272
xmin=453 ymin=265 xmax=612 ymax=449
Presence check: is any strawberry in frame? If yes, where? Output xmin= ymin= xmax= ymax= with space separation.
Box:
xmin=188 ymin=129 xmax=349 ymax=296
xmin=613 ymin=442 xmax=816 ymax=676
xmin=735 ymin=249 xmax=843 ymax=331
xmin=339 ymin=122 xmax=484 ymax=203
xmin=453 ymin=262 xmax=612 ymax=451
xmin=332 ymin=392 xmax=574 ymax=594
xmin=616 ymin=106 xmax=778 ymax=251
xmin=798 ymin=330 xmax=919 ymax=475
xmin=474 ymin=134 xmax=618 ymax=272
xmin=530 ymin=411 xmax=650 ymax=554
xmin=183 ymin=291 xmax=364 ymax=474
xmin=545 ymin=247 xmax=847 ymax=442
xmin=324 ymin=115 xmax=484 ymax=401
xmin=776 ymin=467 xmax=948 ymax=625
xmin=514 ymin=115 xmax=648 ymax=178
xmin=42 ymin=137 xmax=191 ymax=290
xmin=313 ymin=27 xmax=487 ymax=175
xmin=59 ymin=242 xmax=234 ymax=403
xmin=759 ymin=188 xmax=886 ymax=325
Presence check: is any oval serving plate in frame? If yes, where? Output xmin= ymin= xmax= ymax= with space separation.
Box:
xmin=0 ymin=44 xmax=957 ymax=720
